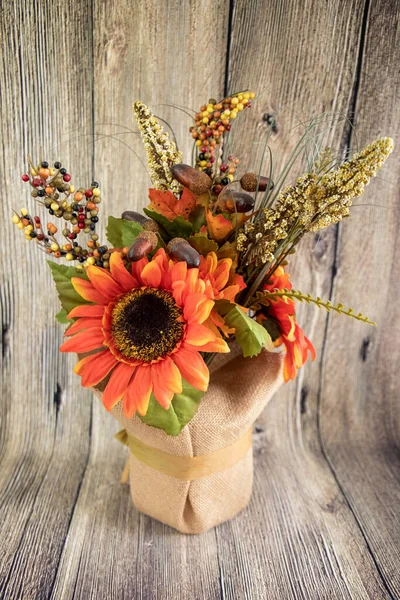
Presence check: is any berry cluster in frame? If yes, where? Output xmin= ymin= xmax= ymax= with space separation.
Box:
xmin=14 ymin=159 xmax=111 ymax=268
xmin=190 ymin=91 xmax=255 ymax=195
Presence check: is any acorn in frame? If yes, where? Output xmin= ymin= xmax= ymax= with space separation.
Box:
xmin=143 ymin=219 xmax=160 ymax=233
xmin=167 ymin=238 xmax=200 ymax=268
xmin=170 ymin=164 xmax=212 ymax=195
xmin=240 ymin=172 xmax=274 ymax=193
xmin=121 ymin=210 xmax=148 ymax=225
xmin=224 ymin=191 xmax=255 ymax=213
xmin=127 ymin=231 xmax=158 ymax=261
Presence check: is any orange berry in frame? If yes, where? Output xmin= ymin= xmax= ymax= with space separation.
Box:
xmin=229 ymin=167 xmax=235 ymax=174
xmin=65 ymin=243 xmax=72 ymax=251
xmin=73 ymin=225 xmax=80 ymax=234
xmin=39 ymin=168 xmax=50 ymax=179
xmin=87 ymin=201 xmax=96 ymax=210
xmin=192 ymin=132 xmax=198 ymax=139
xmin=74 ymin=192 xmax=83 ymax=201
xmin=45 ymin=186 xmax=54 ymax=195
xmin=54 ymin=250 xmax=61 ymax=258
xmin=87 ymin=240 xmax=95 ymax=248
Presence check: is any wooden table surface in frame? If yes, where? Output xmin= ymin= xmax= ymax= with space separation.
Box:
xmin=1 ymin=1 xmax=399 ymax=598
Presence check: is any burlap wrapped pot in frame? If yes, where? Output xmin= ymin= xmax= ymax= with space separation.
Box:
xmin=93 ymin=348 xmax=283 ymax=534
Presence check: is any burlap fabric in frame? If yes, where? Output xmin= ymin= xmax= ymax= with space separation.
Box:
xmin=93 ymin=349 xmax=283 ymax=534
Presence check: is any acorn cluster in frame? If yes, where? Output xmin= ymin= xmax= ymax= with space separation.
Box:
xmin=14 ymin=159 xmax=110 ymax=268
xmin=190 ymin=91 xmax=255 ymax=194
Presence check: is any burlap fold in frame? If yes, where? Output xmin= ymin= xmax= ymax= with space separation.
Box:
xmin=93 ymin=349 xmax=283 ymax=534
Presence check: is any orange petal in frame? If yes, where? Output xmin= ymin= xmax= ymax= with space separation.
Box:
xmin=221 ymin=285 xmax=240 ymax=302
xmin=110 ymin=251 xmax=139 ymax=291
xmin=169 ymin=260 xmax=187 ymax=285
xmin=65 ymin=318 xmax=103 ymax=336
xmin=60 ymin=329 xmax=105 ymax=353
xmin=187 ymin=337 xmax=230 ymax=353
xmin=131 ymin=256 xmax=148 ymax=281
xmin=86 ymin=266 xmax=123 ymax=301
xmin=185 ymin=322 xmax=216 ymax=346
xmin=123 ymin=365 xmax=153 ymax=417
xmin=102 ymin=362 xmax=135 ymax=411
xmin=213 ymin=259 xmax=231 ymax=290
xmin=68 ymin=304 xmax=105 ymax=319
xmin=140 ymin=260 xmax=162 ymax=288
xmin=158 ymin=357 xmax=182 ymax=394
xmin=74 ymin=349 xmax=117 ymax=387
xmin=71 ymin=278 xmax=109 ymax=304
xmin=183 ymin=293 xmax=214 ymax=324
xmin=151 ymin=363 xmax=175 ymax=409
xmin=172 ymin=346 xmax=209 ymax=391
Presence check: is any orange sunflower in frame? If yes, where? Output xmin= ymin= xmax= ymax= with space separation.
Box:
xmin=60 ymin=249 xmax=230 ymax=418
xmin=198 ymin=252 xmax=246 ymax=337
xmin=259 ymin=266 xmax=316 ymax=381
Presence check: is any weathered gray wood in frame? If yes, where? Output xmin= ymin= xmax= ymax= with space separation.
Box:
xmin=319 ymin=1 xmax=400 ymax=596
xmin=0 ymin=0 xmax=399 ymax=598
xmin=0 ymin=1 xmax=94 ymax=598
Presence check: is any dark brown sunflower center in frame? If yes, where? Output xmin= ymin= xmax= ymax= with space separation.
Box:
xmin=111 ymin=288 xmax=184 ymax=362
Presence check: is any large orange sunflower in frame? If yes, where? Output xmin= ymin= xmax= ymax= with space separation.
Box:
xmin=259 ymin=266 xmax=316 ymax=381
xmin=60 ymin=249 xmax=230 ymax=418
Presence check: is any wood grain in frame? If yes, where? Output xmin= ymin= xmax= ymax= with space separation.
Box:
xmin=0 ymin=0 xmax=399 ymax=598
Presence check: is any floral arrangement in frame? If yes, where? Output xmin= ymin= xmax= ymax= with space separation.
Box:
xmin=13 ymin=92 xmax=393 ymax=436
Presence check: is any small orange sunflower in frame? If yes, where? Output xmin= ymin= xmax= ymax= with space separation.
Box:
xmin=60 ymin=249 xmax=230 ymax=418
xmin=259 ymin=266 xmax=316 ymax=381
xmin=198 ymin=252 xmax=246 ymax=336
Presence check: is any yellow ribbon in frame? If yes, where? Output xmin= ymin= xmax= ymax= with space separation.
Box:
xmin=116 ymin=428 xmax=253 ymax=481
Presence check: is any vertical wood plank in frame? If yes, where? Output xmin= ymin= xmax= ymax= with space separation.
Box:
xmin=214 ymin=0 xmax=394 ymax=597
xmin=0 ymin=1 xmax=94 ymax=598
xmin=320 ymin=1 xmax=400 ymax=596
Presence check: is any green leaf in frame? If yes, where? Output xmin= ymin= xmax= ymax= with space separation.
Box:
xmin=189 ymin=205 xmax=206 ymax=232
xmin=143 ymin=208 xmax=193 ymax=239
xmin=138 ymin=379 xmax=204 ymax=436
xmin=106 ymin=216 xmax=143 ymax=248
xmin=224 ymin=305 xmax=273 ymax=357
xmin=47 ymin=261 xmax=91 ymax=315
xmin=55 ymin=308 xmax=72 ymax=324
xmin=188 ymin=234 xmax=219 ymax=256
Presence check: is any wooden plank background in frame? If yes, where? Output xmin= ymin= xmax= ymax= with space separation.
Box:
xmin=0 ymin=0 xmax=399 ymax=598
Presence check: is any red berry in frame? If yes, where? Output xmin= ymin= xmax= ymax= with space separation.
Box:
xmin=78 ymin=222 xmax=85 ymax=229
xmin=201 ymin=146 xmax=208 ymax=153
xmin=78 ymin=206 xmax=84 ymax=212
xmin=78 ymin=214 xmax=85 ymax=221
xmin=205 ymin=128 xmax=213 ymax=137
xmin=226 ymin=124 xmax=231 ymax=131
xmin=220 ymin=164 xmax=228 ymax=172
xmin=67 ymin=232 xmax=77 ymax=239
xmin=228 ymin=155 xmax=234 ymax=161
xmin=32 ymin=178 xmax=41 ymax=187
xmin=85 ymin=189 xmax=93 ymax=198
xmin=210 ymin=156 xmax=215 ymax=163
xmin=34 ymin=216 xmax=41 ymax=223
xmin=37 ymin=234 xmax=45 ymax=241
xmin=22 ymin=174 xmax=29 ymax=182
xmin=63 ymin=174 xmax=71 ymax=182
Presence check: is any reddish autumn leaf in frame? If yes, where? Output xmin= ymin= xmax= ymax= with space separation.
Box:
xmin=174 ymin=187 xmax=197 ymax=220
xmin=148 ymin=188 xmax=197 ymax=222
xmin=148 ymin=189 xmax=177 ymax=221
xmin=206 ymin=210 xmax=233 ymax=241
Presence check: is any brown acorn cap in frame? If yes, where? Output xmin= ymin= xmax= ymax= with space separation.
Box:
xmin=170 ymin=164 xmax=212 ymax=195
xmin=143 ymin=219 xmax=160 ymax=233
xmin=240 ymin=172 xmax=273 ymax=192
